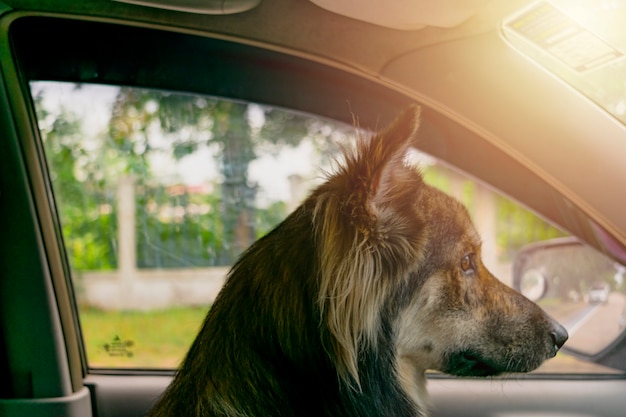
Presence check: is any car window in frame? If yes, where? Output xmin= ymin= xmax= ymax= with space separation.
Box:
xmin=31 ymin=81 xmax=625 ymax=374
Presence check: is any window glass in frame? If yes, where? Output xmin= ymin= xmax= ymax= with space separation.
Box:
xmin=32 ymin=81 xmax=625 ymax=373
xmin=32 ymin=82 xmax=351 ymax=368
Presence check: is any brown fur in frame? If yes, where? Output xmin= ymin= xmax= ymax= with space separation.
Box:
xmin=148 ymin=104 xmax=567 ymax=417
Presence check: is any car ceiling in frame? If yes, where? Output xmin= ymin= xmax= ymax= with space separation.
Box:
xmin=2 ymin=0 xmax=530 ymax=74
xmin=2 ymin=0 xmax=626 ymax=260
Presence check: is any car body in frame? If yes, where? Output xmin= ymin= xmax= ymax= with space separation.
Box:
xmin=0 ymin=1 xmax=625 ymax=417
xmin=588 ymin=283 xmax=610 ymax=304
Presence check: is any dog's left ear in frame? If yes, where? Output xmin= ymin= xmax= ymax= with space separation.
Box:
xmin=340 ymin=103 xmax=422 ymax=235
xmin=366 ymin=103 xmax=422 ymax=196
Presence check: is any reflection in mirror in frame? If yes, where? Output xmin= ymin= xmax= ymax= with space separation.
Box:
xmin=513 ymin=237 xmax=626 ymax=357
xmin=520 ymin=268 xmax=547 ymax=302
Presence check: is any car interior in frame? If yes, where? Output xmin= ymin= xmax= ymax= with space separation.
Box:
xmin=1 ymin=1 xmax=625 ymax=416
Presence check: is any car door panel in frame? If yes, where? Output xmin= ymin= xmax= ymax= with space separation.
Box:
xmin=84 ymin=374 xmax=626 ymax=417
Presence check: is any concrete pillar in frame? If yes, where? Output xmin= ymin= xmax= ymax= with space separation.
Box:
xmin=446 ymin=169 xmax=504 ymax=284
xmin=117 ymin=175 xmax=136 ymax=308
xmin=474 ymin=184 xmax=499 ymax=280
xmin=288 ymin=174 xmax=305 ymax=213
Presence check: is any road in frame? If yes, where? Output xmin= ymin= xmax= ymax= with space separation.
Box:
xmin=562 ymin=304 xmax=600 ymax=335
xmin=558 ymin=292 xmax=625 ymax=355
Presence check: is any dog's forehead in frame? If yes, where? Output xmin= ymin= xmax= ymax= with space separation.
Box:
xmin=462 ymin=223 xmax=482 ymax=248
xmin=449 ymin=203 xmax=482 ymax=249
xmin=421 ymin=185 xmax=481 ymax=247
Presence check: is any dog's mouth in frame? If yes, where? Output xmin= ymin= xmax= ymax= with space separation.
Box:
xmin=443 ymin=350 xmax=504 ymax=377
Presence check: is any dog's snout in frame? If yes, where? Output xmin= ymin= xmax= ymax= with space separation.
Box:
xmin=549 ymin=322 xmax=568 ymax=355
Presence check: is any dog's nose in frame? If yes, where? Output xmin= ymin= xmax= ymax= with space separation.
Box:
xmin=549 ymin=322 xmax=568 ymax=356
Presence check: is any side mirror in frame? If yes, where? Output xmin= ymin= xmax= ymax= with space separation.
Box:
xmin=513 ymin=237 xmax=626 ymax=370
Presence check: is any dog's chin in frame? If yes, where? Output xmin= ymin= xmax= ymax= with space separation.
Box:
xmin=444 ymin=349 xmax=548 ymax=377
xmin=443 ymin=351 xmax=505 ymax=377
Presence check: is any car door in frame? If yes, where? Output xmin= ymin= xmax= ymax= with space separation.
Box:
xmin=0 ymin=18 xmax=92 ymax=417
xmin=1 ymin=10 xmax=626 ymax=417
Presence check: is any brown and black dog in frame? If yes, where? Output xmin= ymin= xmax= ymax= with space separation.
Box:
xmin=148 ymin=105 xmax=567 ymax=417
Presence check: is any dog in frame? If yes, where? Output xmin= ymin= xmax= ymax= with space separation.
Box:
xmin=148 ymin=104 xmax=568 ymax=417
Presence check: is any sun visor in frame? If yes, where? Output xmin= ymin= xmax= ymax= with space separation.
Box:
xmin=310 ymin=0 xmax=490 ymax=30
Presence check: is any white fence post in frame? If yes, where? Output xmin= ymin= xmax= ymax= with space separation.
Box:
xmin=117 ymin=175 xmax=136 ymax=308
xmin=82 ymin=175 xmax=229 ymax=310
xmin=474 ymin=184 xmax=500 ymax=281
xmin=447 ymin=169 xmax=507 ymax=284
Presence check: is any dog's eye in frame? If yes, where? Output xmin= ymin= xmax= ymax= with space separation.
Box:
xmin=460 ymin=254 xmax=475 ymax=276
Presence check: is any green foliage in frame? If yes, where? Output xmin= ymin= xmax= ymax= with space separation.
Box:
xmin=255 ymin=201 xmax=288 ymax=239
xmin=35 ymin=92 xmax=118 ymax=270
xmin=135 ymin=183 xmax=225 ymax=267
xmin=422 ymin=165 xmax=567 ymax=261
xmin=38 ymin=82 xmax=566 ymax=273
xmin=495 ymin=197 xmax=567 ymax=260
xmin=35 ymin=84 xmax=342 ymax=270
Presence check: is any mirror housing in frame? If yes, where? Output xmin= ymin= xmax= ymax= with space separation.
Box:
xmin=513 ymin=237 xmax=626 ymax=371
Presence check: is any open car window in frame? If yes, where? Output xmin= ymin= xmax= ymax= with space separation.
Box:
xmin=32 ymin=81 xmax=626 ymax=374
xmin=32 ymin=81 xmax=355 ymax=369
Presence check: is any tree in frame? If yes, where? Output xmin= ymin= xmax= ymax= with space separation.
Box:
xmin=34 ymin=91 xmax=118 ymax=270
xmin=36 ymin=83 xmax=356 ymax=269
xmin=105 ymin=87 xmax=348 ymax=264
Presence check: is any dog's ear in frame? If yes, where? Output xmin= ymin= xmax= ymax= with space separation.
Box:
xmin=314 ymin=104 xmax=424 ymax=388
xmin=340 ymin=103 xmax=422 ymax=234
xmin=359 ymin=103 xmax=422 ymax=197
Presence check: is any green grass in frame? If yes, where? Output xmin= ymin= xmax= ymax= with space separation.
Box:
xmin=79 ymin=303 xmax=618 ymax=374
xmin=79 ymin=306 xmax=209 ymax=368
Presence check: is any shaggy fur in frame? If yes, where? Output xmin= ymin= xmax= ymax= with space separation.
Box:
xmin=148 ymin=104 xmax=567 ymax=417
